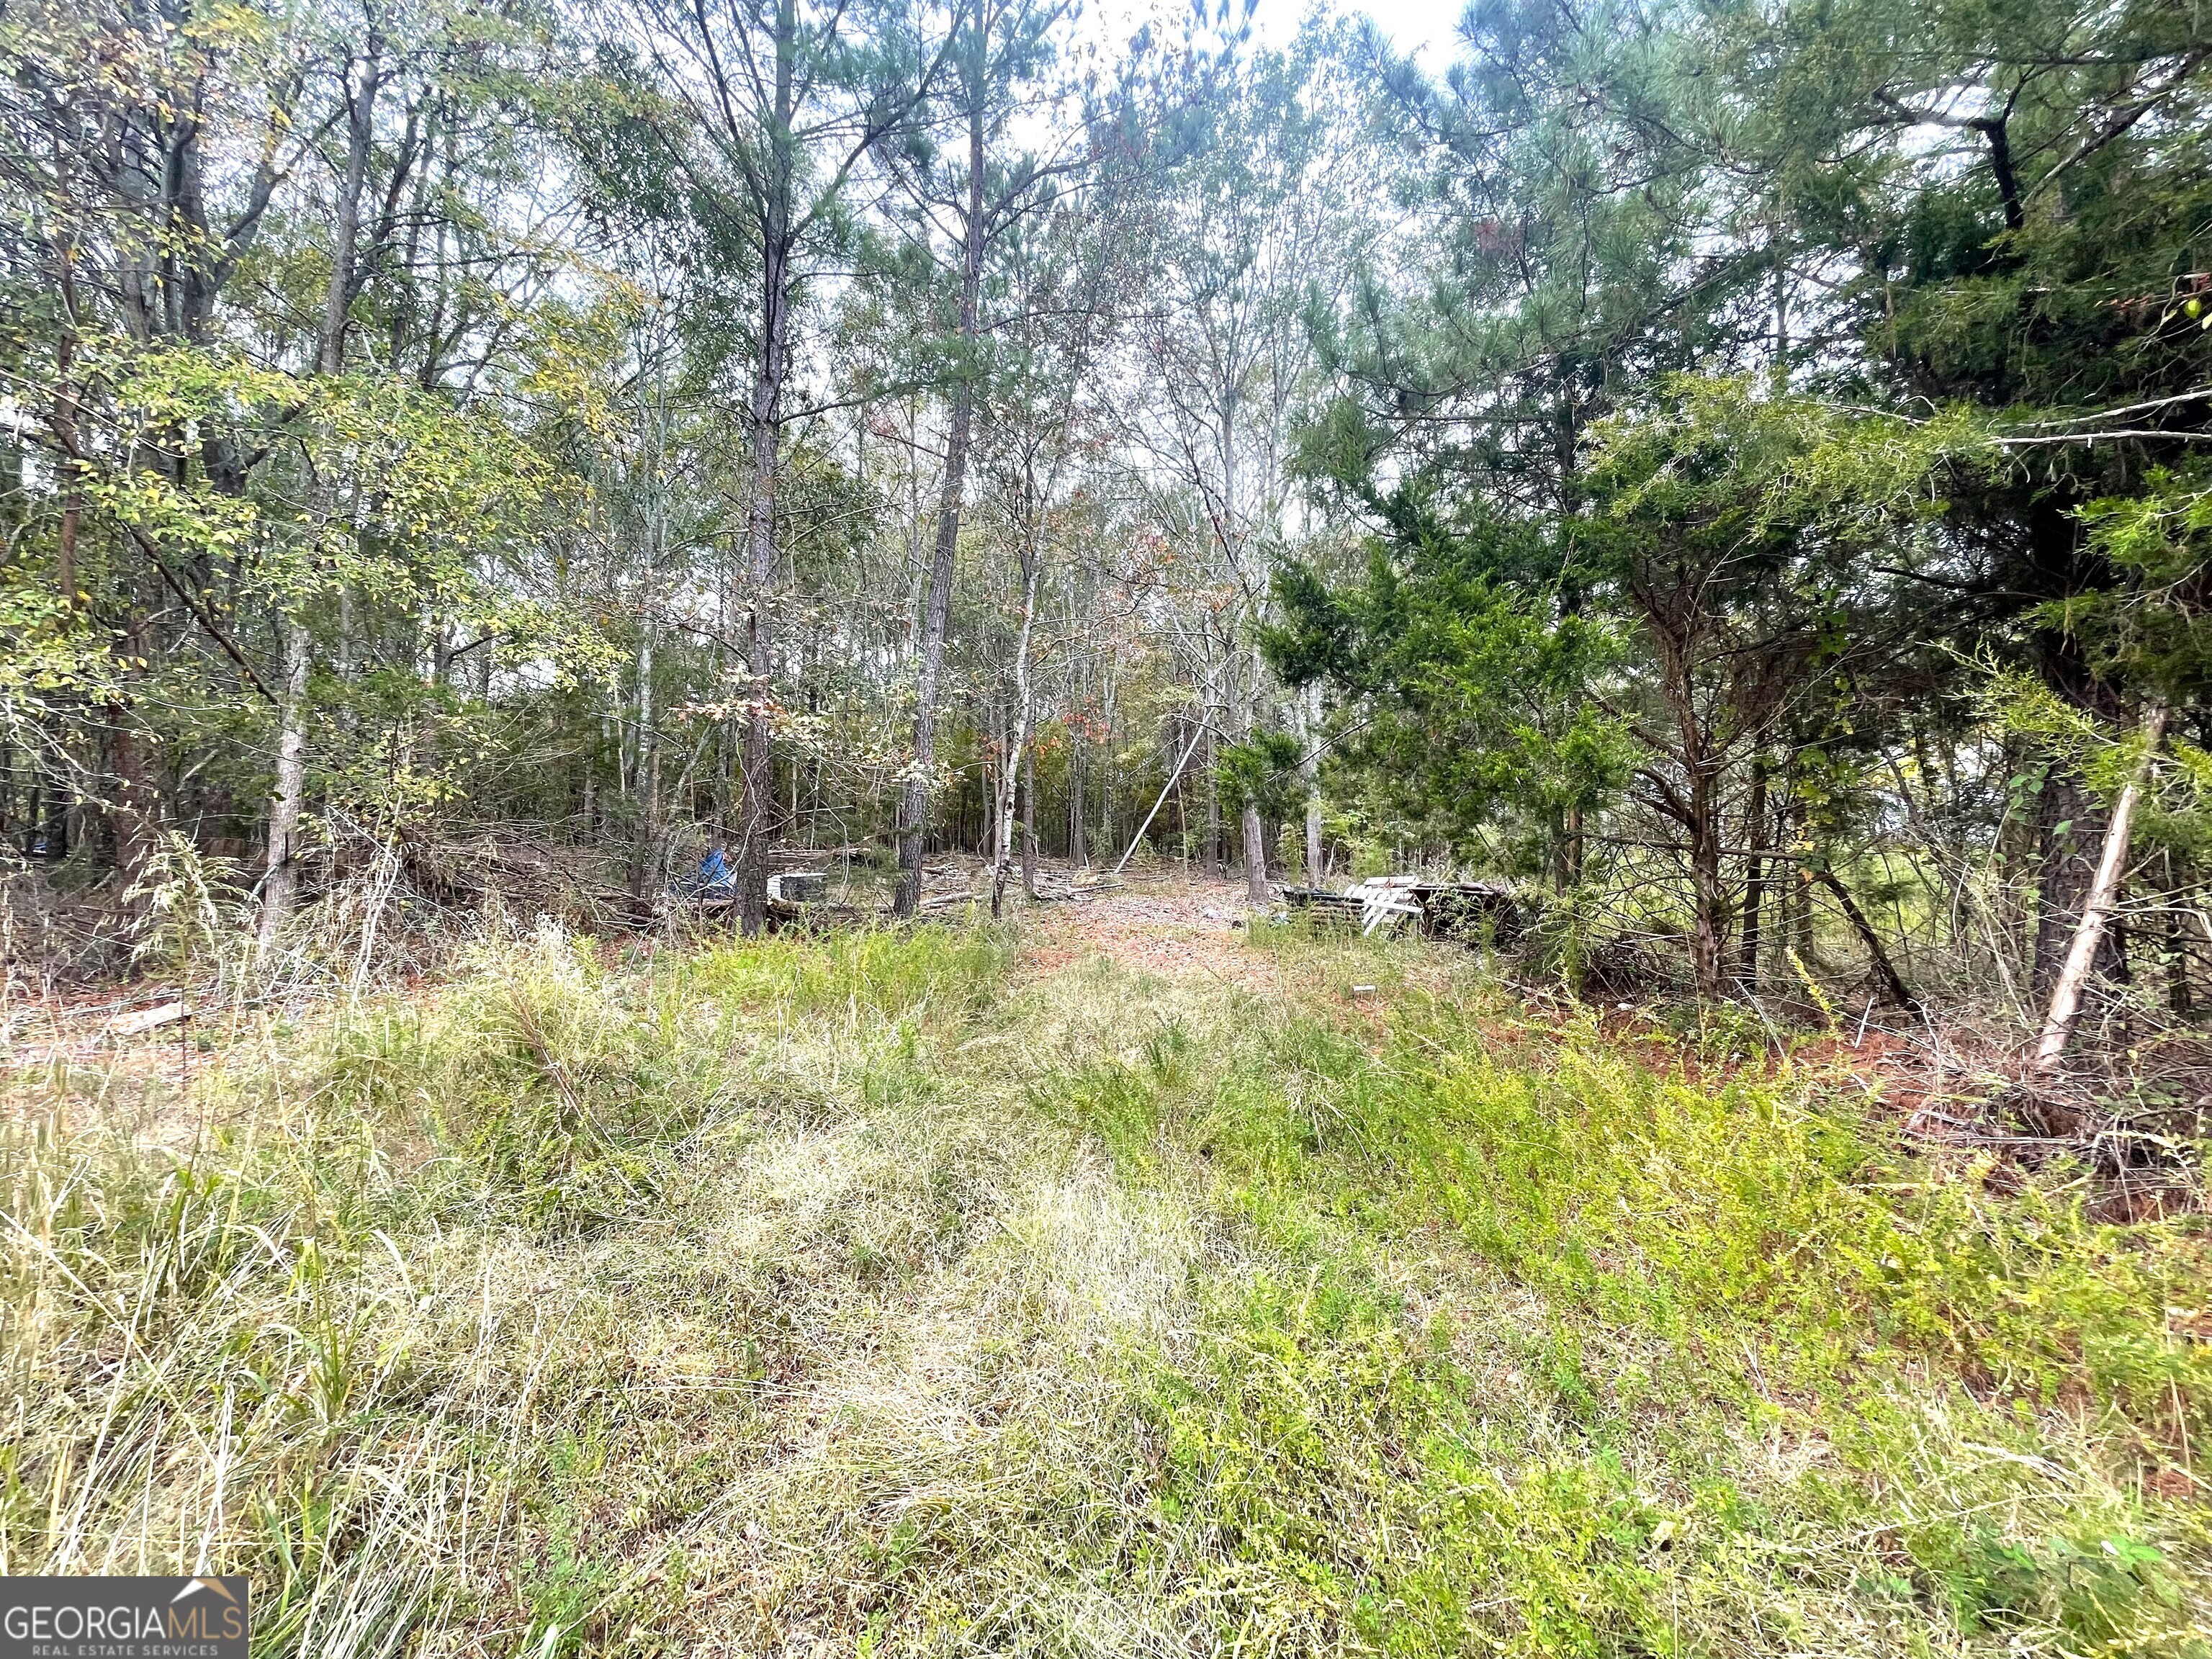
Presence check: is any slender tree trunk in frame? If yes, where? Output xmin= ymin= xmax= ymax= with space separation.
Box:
xmin=258 ymin=52 xmax=377 ymax=952
xmin=737 ymin=245 xmax=789 ymax=935
xmin=1740 ymin=753 xmax=1768 ymax=985
xmin=2031 ymin=768 xmax=2116 ymax=999
xmin=633 ymin=615 xmax=658 ymax=896
xmin=1069 ymin=736 xmax=1087 ymax=866
xmin=1242 ymin=801 xmax=1267 ymax=904
xmin=1688 ymin=768 xmax=1725 ymax=1000
xmin=1202 ymin=723 xmax=1220 ymax=878
xmin=992 ymin=549 xmax=1041 ymax=915
xmin=1021 ymin=742 xmax=1038 ymax=896
xmin=1100 ymin=677 xmax=1115 ymax=854
xmin=1803 ymin=863 xmax=1919 ymax=1013
xmin=984 ymin=721 xmax=1000 ymax=865
xmin=256 ymin=618 xmax=312 ymax=955
xmin=1555 ymin=387 xmax=1586 ymax=891
xmin=645 ymin=693 xmax=666 ymax=892
xmin=634 ymin=382 xmax=668 ymax=895
xmin=734 ymin=0 xmax=801 ymax=939
xmin=2033 ymin=704 xmax=2165 ymax=1076
xmin=896 ymin=41 xmax=985 ymax=919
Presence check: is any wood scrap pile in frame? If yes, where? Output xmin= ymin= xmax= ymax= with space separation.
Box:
xmin=919 ymin=863 xmax=980 ymax=911
xmin=764 ymin=897 xmax=867 ymax=932
xmin=918 ymin=866 xmax=1121 ymax=909
xmin=1028 ymin=871 xmax=1121 ymax=903
xmin=356 ymin=829 xmax=657 ymax=931
xmin=1282 ymin=878 xmax=1523 ymax=943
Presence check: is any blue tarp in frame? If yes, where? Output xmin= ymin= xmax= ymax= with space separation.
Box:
xmin=684 ymin=847 xmax=734 ymax=895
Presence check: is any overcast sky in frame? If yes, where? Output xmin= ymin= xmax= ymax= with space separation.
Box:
xmin=1308 ymin=0 xmax=1467 ymax=63
xmin=1083 ymin=0 xmax=1472 ymax=74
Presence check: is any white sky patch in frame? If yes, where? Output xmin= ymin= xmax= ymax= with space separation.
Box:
xmin=1076 ymin=0 xmax=1470 ymax=71
xmin=1328 ymin=0 xmax=1466 ymax=64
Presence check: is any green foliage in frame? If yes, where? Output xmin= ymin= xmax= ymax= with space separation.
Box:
xmin=2070 ymin=467 xmax=2212 ymax=703
xmin=104 ymin=344 xmax=583 ymax=649
xmin=1215 ymin=729 xmax=1305 ymax=819
xmin=1036 ymin=942 xmax=2211 ymax=1655
xmin=1267 ymin=518 xmax=1629 ymax=867
xmin=0 ymin=575 xmax=112 ymax=703
xmin=323 ymin=925 xmax=732 ymax=1233
xmin=678 ymin=920 xmax=1010 ymax=1022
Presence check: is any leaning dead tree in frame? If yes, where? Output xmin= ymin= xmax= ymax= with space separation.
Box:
xmin=2032 ymin=703 xmax=2167 ymax=1079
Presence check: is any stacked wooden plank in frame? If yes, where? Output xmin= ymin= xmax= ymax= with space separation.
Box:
xmin=1281 ymin=878 xmax=1523 ymax=943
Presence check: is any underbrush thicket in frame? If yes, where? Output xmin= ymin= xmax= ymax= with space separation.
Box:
xmin=1 ymin=918 xmax=2206 ymax=1656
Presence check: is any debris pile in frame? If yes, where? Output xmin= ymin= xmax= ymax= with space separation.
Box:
xmin=1282 ymin=877 xmax=1524 ymax=942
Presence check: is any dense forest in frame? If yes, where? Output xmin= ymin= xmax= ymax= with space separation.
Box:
xmin=5 ymin=0 xmax=2211 ymax=1037
xmin=8 ymin=0 xmax=2212 ymax=1648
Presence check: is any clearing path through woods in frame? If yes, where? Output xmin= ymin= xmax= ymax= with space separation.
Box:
xmin=3 ymin=902 xmax=2207 ymax=1656
xmin=1020 ymin=876 xmax=1317 ymax=994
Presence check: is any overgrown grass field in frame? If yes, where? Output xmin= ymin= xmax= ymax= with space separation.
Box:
xmin=4 ymin=919 xmax=2208 ymax=1655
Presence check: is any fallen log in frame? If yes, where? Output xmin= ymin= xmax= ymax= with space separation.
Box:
xmin=2033 ymin=702 xmax=2167 ymax=1076
xmin=1799 ymin=865 xmax=1920 ymax=1015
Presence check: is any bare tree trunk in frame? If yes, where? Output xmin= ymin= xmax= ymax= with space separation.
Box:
xmin=1653 ymin=621 xmax=1726 ymax=999
xmin=2031 ymin=767 xmax=2119 ymax=999
xmin=1785 ymin=792 xmax=1810 ymax=958
xmin=645 ymin=686 xmax=666 ymax=892
xmin=258 ymin=50 xmax=378 ymax=952
xmin=1802 ymin=863 xmax=1920 ymax=1013
xmin=1740 ymin=752 xmax=1768 ymax=986
xmin=737 ymin=190 xmax=792 ymax=938
xmin=1069 ymin=737 xmax=1087 ymax=866
xmin=2033 ymin=703 xmax=2165 ymax=1076
xmin=1100 ymin=675 xmax=1115 ymax=854
xmin=634 ymin=375 xmax=669 ymax=896
xmin=631 ymin=614 xmax=657 ymax=896
xmin=984 ymin=711 xmax=1001 ymax=864
xmin=993 ymin=550 xmax=1039 ymax=917
xmin=1688 ymin=768 xmax=1725 ymax=1001
xmin=1202 ymin=722 xmax=1220 ymax=878
xmin=256 ymin=617 xmax=312 ymax=956
xmin=1242 ymin=801 xmax=1267 ymax=904
xmin=1021 ymin=741 xmax=1038 ymax=897
xmin=896 ymin=29 xmax=986 ymax=919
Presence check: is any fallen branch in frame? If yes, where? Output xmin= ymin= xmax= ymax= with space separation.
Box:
xmin=2033 ymin=702 xmax=2167 ymax=1078
xmin=1112 ymin=721 xmax=1215 ymax=877
xmin=1800 ymin=865 xmax=1921 ymax=1015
